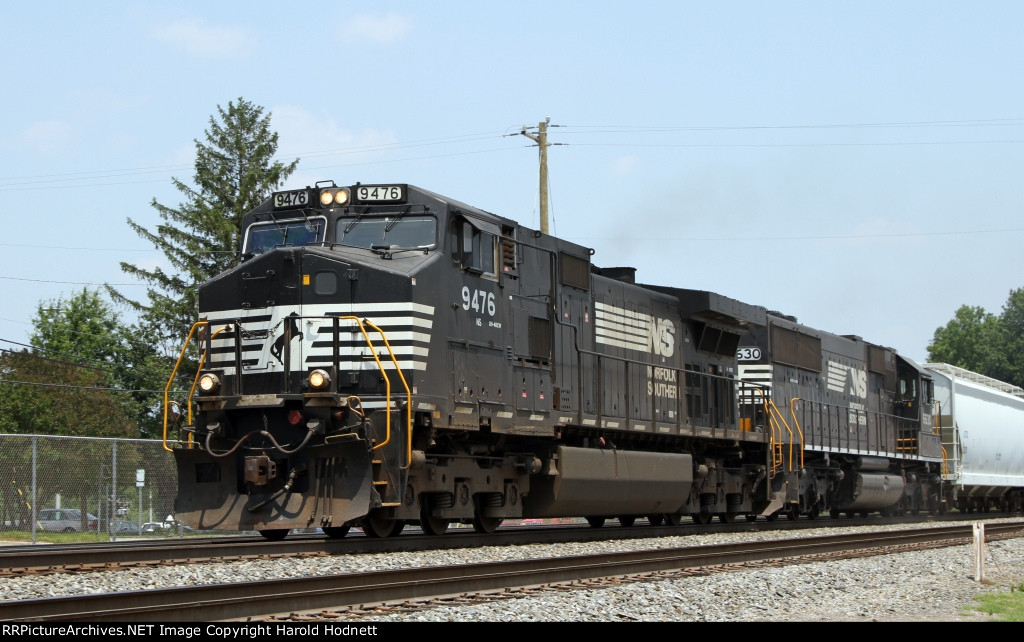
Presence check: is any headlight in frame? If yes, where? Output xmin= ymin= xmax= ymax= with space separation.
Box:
xmin=308 ymin=368 xmax=331 ymax=391
xmin=197 ymin=372 xmax=221 ymax=394
xmin=319 ymin=187 xmax=350 ymax=207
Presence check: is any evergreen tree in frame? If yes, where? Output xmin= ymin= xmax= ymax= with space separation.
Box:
xmin=108 ymin=97 xmax=298 ymax=351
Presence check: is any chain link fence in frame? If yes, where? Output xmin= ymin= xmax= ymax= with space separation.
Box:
xmin=0 ymin=434 xmax=210 ymax=544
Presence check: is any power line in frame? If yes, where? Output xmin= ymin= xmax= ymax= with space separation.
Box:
xmin=0 ymin=130 xmax=516 ymax=189
xmin=0 ymin=378 xmax=163 ymax=394
xmin=566 ymin=228 xmax=1024 ymax=242
xmin=558 ymin=117 xmax=1024 ymax=133
xmin=2 ymin=119 xmax=1022 ymax=191
xmin=0 ymin=275 xmax=146 ymax=286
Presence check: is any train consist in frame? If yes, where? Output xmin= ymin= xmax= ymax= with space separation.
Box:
xmin=163 ymin=181 xmax=1024 ymax=539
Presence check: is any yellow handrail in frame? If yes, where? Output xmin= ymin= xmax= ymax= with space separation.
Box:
xmin=186 ymin=326 xmax=228 ymax=418
xmin=787 ymin=397 xmax=806 ymax=469
xmin=756 ymin=388 xmax=797 ymax=473
xmin=162 ymin=320 xmax=211 ymax=452
xmin=360 ymin=319 xmax=414 ymax=470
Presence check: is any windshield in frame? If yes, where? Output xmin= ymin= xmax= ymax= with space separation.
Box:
xmin=243 ymin=217 xmax=326 ymax=255
xmin=336 ymin=215 xmax=436 ymax=250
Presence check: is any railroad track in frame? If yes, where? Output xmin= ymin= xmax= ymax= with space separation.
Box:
xmin=2 ymin=521 xmax=1022 ymax=622
xmin=0 ymin=513 xmax=1002 ymax=578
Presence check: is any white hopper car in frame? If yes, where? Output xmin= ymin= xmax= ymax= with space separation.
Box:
xmin=928 ymin=362 xmax=1024 ymax=512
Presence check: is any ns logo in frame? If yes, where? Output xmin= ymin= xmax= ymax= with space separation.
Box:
xmin=647 ymin=317 xmax=676 ymax=357
xmin=848 ymin=368 xmax=868 ymax=399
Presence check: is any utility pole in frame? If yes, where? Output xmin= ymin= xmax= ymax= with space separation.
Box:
xmin=520 ymin=117 xmax=552 ymax=235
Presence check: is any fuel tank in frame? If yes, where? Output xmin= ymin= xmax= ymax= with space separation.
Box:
xmin=840 ymin=472 xmax=905 ymax=510
xmin=524 ymin=446 xmax=693 ymax=517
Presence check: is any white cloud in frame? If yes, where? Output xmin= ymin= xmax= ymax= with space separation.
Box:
xmin=608 ymin=155 xmax=640 ymax=178
xmin=267 ymin=105 xmax=402 ymax=188
xmin=16 ymin=120 xmax=76 ymax=155
xmin=340 ymin=13 xmax=412 ymax=43
xmin=153 ymin=19 xmax=251 ymax=57
xmin=272 ymin=104 xmax=397 ymax=155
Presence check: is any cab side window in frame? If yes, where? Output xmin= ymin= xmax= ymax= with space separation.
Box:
xmin=453 ymin=220 xmax=496 ymax=278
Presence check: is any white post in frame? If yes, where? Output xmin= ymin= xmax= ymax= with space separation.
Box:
xmin=973 ymin=522 xmax=985 ymax=582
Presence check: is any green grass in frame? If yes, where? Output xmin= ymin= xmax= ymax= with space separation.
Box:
xmin=0 ymin=528 xmax=204 ymax=544
xmin=962 ymin=583 xmax=1024 ymax=621
xmin=0 ymin=528 xmax=107 ymax=544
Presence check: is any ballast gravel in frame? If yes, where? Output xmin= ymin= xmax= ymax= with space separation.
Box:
xmin=2 ymin=517 xmax=1023 ymax=622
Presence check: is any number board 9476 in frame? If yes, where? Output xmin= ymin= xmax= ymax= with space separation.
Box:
xmin=273 ymin=189 xmax=311 ymax=209
xmin=354 ymin=184 xmax=406 ymax=203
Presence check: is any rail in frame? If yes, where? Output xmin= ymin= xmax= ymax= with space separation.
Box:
xmin=7 ymin=521 xmax=1022 ymax=622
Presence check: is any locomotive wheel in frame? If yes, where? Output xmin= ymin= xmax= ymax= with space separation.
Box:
xmin=586 ymin=516 xmax=606 ymax=528
xmin=323 ymin=526 xmax=350 ymax=539
xmin=362 ymin=513 xmax=404 ymax=538
xmin=829 ymin=509 xmax=840 ymax=519
xmin=618 ymin=516 xmax=636 ymax=527
xmin=745 ymin=514 xmax=757 ymax=523
xmin=648 ymin=514 xmax=665 ymax=526
xmin=665 ymin=513 xmax=683 ymax=526
xmin=420 ymin=508 xmax=450 ymax=536
xmin=718 ymin=512 xmax=736 ymax=524
xmin=692 ymin=512 xmax=711 ymax=525
xmin=786 ymin=506 xmax=800 ymax=521
xmin=258 ymin=529 xmax=289 ymax=541
xmin=472 ymin=515 xmax=503 ymax=534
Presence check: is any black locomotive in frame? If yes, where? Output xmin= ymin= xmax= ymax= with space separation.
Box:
xmin=164 ymin=181 xmax=944 ymax=539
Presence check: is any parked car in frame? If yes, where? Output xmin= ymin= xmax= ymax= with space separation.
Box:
xmin=140 ymin=522 xmax=167 ymax=534
xmin=109 ymin=520 xmax=142 ymax=535
xmin=141 ymin=521 xmax=195 ymax=535
xmin=37 ymin=508 xmax=98 ymax=533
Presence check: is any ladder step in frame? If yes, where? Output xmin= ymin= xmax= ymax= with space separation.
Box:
xmin=372 ymin=480 xmax=388 ymax=486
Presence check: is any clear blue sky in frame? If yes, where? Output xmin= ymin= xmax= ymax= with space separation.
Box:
xmin=2 ymin=1 xmax=1023 ymax=364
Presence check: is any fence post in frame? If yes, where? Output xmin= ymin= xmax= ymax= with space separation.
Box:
xmin=110 ymin=441 xmax=118 ymax=541
xmin=31 ymin=436 xmax=38 ymax=544
xmin=973 ymin=521 xmax=985 ymax=582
